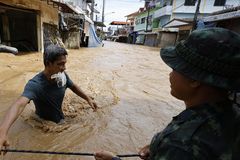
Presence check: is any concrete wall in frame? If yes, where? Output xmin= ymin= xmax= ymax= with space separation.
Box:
xmin=0 ymin=0 xmax=58 ymax=25
xmin=154 ymin=5 xmax=172 ymax=19
xmin=134 ymin=8 xmax=158 ymax=32
xmin=173 ymin=0 xmax=239 ymax=14
xmin=64 ymin=31 xmax=80 ymax=49
xmin=63 ymin=0 xmax=87 ymax=10
xmin=159 ymin=15 xmax=171 ymax=27
xmin=153 ymin=0 xmax=239 ymax=30
xmin=135 ymin=11 xmax=154 ymax=32
xmin=0 ymin=0 xmax=59 ymax=52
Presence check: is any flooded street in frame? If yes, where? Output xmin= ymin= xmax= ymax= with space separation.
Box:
xmin=0 ymin=41 xmax=184 ymax=160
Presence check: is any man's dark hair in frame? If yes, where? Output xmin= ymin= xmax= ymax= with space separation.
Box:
xmin=43 ymin=44 xmax=68 ymax=66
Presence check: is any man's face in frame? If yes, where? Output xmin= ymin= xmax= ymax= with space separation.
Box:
xmin=47 ymin=55 xmax=67 ymax=74
xmin=169 ymin=70 xmax=196 ymax=101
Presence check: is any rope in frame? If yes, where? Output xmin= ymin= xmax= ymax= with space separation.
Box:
xmin=117 ymin=154 xmax=139 ymax=158
xmin=0 ymin=149 xmax=140 ymax=158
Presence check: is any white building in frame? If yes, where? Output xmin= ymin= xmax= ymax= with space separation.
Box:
xmin=154 ymin=0 xmax=239 ymax=28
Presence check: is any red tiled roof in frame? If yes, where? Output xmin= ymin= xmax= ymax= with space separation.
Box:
xmin=109 ymin=21 xmax=130 ymax=25
xmin=125 ymin=11 xmax=139 ymax=17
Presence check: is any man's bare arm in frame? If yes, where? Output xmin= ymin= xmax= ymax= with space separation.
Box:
xmin=70 ymin=83 xmax=98 ymax=111
xmin=0 ymin=96 xmax=29 ymax=148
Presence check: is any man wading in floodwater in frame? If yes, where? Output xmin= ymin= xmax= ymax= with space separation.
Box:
xmin=94 ymin=28 xmax=240 ymax=159
xmin=0 ymin=44 xmax=98 ymax=149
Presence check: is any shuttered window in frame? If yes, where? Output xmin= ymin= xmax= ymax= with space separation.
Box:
xmin=214 ymin=0 xmax=226 ymax=6
xmin=184 ymin=0 xmax=197 ymax=6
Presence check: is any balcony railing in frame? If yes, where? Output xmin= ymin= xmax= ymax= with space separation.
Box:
xmin=153 ymin=5 xmax=172 ymax=18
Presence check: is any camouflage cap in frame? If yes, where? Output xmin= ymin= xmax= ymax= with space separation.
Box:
xmin=160 ymin=27 xmax=240 ymax=91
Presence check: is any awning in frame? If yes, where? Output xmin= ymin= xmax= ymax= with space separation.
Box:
xmin=67 ymin=4 xmax=85 ymax=15
xmin=164 ymin=20 xmax=189 ymax=28
xmin=52 ymin=0 xmax=93 ymax=24
xmin=85 ymin=15 xmax=94 ymax=24
xmin=109 ymin=21 xmax=129 ymax=25
xmin=203 ymin=10 xmax=240 ymax=22
xmin=137 ymin=31 xmax=158 ymax=35
xmin=52 ymin=0 xmax=73 ymax=13
xmin=161 ymin=28 xmax=179 ymax=32
xmin=63 ymin=13 xmax=84 ymax=19
xmin=162 ymin=18 xmax=193 ymax=28
xmin=94 ymin=21 xmax=106 ymax=27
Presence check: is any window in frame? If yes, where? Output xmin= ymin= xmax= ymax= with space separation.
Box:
xmin=135 ymin=19 xmax=140 ymax=25
xmin=184 ymin=0 xmax=197 ymax=6
xmin=214 ymin=0 xmax=226 ymax=6
xmin=160 ymin=0 xmax=173 ymax=7
xmin=141 ymin=17 xmax=146 ymax=24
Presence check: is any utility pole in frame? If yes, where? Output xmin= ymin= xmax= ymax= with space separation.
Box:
xmin=192 ymin=0 xmax=201 ymax=31
xmin=145 ymin=5 xmax=150 ymax=32
xmin=101 ymin=0 xmax=105 ymax=30
xmin=102 ymin=0 xmax=105 ymax=24
xmin=90 ymin=0 xmax=95 ymax=21
xmin=145 ymin=0 xmax=150 ymax=32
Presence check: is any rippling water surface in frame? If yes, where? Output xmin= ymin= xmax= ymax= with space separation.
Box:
xmin=0 ymin=41 xmax=184 ymax=160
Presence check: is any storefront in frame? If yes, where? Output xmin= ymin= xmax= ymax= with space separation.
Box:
xmin=0 ymin=3 xmax=38 ymax=51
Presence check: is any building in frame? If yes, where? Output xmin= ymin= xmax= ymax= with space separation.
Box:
xmin=126 ymin=0 xmax=239 ymax=48
xmin=56 ymin=1 xmax=86 ymax=49
xmin=154 ymin=0 xmax=239 ymax=29
xmin=107 ymin=21 xmax=129 ymax=42
xmin=153 ymin=0 xmax=239 ymax=47
xmin=0 ymin=0 xmax=60 ymax=52
xmin=62 ymin=0 xmax=101 ymax=48
xmin=125 ymin=11 xmax=141 ymax=44
xmin=202 ymin=5 xmax=240 ymax=33
xmin=133 ymin=2 xmax=159 ymax=46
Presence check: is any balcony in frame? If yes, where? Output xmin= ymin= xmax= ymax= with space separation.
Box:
xmin=153 ymin=5 xmax=172 ymax=19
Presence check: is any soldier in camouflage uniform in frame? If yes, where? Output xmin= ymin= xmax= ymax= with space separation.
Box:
xmin=94 ymin=28 xmax=240 ymax=160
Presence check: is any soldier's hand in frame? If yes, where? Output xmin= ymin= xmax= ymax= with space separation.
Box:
xmin=139 ymin=144 xmax=150 ymax=160
xmin=94 ymin=150 xmax=116 ymax=160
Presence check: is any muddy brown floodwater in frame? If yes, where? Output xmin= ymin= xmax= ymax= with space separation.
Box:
xmin=0 ymin=41 xmax=184 ymax=160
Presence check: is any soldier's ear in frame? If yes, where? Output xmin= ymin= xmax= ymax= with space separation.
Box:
xmin=45 ymin=61 xmax=52 ymax=67
xmin=46 ymin=61 xmax=49 ymax=66
xmin=190 ymin=80 xmax=201 ymax=88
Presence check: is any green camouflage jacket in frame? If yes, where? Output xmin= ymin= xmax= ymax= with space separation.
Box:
xmin=149 ymin=100 xmax=240 ymax=160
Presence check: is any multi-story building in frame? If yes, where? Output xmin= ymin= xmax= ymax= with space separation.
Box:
xmin=203 ymin=5 xmax=240 ymax=33
xmin=61 ymin=0 xmax=102 ymax=48
xmin=134 ymin=1 xmax=160 ymax=33
xmin=133 ymin=1 xmax=160 ymax=45
xmin=126 ymin=11 xmax=141 ymax=34
xmin=153 ymin=0 xmax=239 ymax=47
xmin=63 ymin=0 xmax=94 ymax=18
xmin=131 ymin=0 xmax=239 ymax=47
xmin=154 ymin=0 xmax=239 ymax=29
